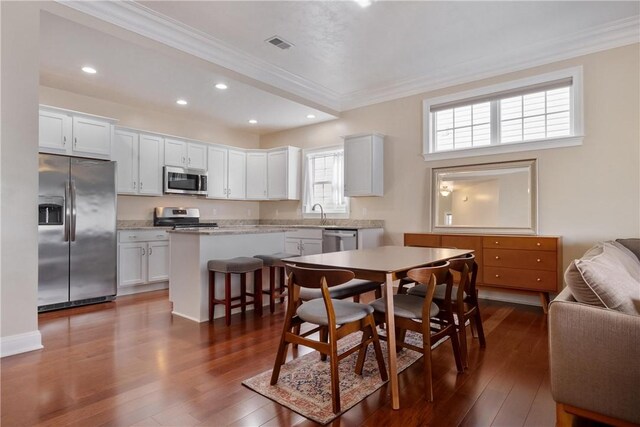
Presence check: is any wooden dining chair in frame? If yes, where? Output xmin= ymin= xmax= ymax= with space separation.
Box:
xmin=270 ymin=265 xmax=388 ymax=414
xmin=407 ymin=254 xmax=486 ymax=368
xmin=370 ymin=262 xmax=463 ymax=401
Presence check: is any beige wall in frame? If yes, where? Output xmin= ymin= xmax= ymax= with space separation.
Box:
xmin=1 ymin=2 xmax=41 ymax=341
xmin=39 ymin=86 xmax=262 ymax=221
xmin=261 ymin=44 xmax=640 ymax=270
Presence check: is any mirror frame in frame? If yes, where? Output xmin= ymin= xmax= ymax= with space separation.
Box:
xmin=431 ymin=159 xmax=538 ymax=235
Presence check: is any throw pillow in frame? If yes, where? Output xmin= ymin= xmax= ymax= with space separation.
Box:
xmin=565 ymin=242 xmax=640 ymax=315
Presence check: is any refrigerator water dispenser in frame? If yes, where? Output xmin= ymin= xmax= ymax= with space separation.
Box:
xmin=38 ymin=196 xmax=64 ymax=225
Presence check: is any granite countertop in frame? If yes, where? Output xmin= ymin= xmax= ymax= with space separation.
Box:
xmin=118 ymin=219 xmax=384 ymax=231
xmin=167 ymin=226 xmax=295 ymax=235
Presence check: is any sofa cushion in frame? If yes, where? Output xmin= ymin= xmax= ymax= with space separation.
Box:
xmin=565 ymin=242 xmax=640 ymax=315
xmin=607 ymin=241 xmax=640 ymax=279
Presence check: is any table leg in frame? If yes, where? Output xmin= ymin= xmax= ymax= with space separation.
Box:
xmin=384 ymin=272 xmax=400 ymax=410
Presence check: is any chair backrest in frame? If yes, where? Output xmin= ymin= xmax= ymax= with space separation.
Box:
xmin=447 ymin=254 xmax=478 ymax=299
xmin=285 ymin=264 xmax=354 ymax=289
xmin=406 ymin=262 xmax=451 ymax=318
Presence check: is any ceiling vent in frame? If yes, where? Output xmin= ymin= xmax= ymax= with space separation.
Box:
xmin=266 ymin=36 xmax=294 ymax=50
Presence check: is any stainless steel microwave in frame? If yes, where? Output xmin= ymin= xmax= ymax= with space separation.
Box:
xmin=164 ymin=166 xmax=208 ymax=196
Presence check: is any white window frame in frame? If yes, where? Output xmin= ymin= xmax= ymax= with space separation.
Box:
xmin=301 ymin=145 xmax=350 ymax=218
xmin=423 ymin=66 xmax=584 ymax=161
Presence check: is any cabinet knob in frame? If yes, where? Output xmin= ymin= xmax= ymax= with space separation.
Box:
xmin=182 ymin=156 xmax=186 ymax=164
xmin=495 ymin=256 xmax=500 ymax=260
xmin=156 ymin=235 xmax=164 ymax=238
xmin=536 ymin=242 xmax=541 ymax=246
xmin=74 ymin=137 xmax=78 ymax=147
xmin=495 ymin=241 xmax=499 ymax=245
xmin=133 ymin=182 xmax=136 ymax=189
xmin=129 ymin=235 xmax=136 ymax=239
xmin=188 ymin=157 xmax=191 ymax=165
xmin=536 ymin=258 xmax=541 ymax=262
xmin=495 ymin=274 xmax=500 ymax=278
xmin=63 ymin=136 xmax=67 ymax=145
xmin=537 ymin=278 xmax=542 ymax=282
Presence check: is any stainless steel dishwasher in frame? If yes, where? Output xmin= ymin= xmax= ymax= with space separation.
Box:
xmin=322 ymin=229 xmax=358 ymax=252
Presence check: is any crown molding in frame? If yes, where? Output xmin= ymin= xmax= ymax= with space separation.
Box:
xmin=58 ymin=2 xmax=638 ymax=113
xmin=59 ymin=0 xmax=342 ymax=112
xmin=340 ymin=15 xmax=640 ymax=110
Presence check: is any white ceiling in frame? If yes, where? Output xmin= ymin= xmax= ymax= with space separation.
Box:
xmin=39 ymin=13 xmax=337 ymax=134
xmin=50 ymin=1 xmax=639 ymax=133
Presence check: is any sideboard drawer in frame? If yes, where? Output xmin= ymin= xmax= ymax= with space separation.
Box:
xmin=483 ymin=236 xmax=557 ymax=251
xmin=404 ymin=233 xmax=441 ymax=247
xmin=484 ymin=249 xmax=557 ymax=271
xmin=483 ymin=267 xmax=557 ymax=291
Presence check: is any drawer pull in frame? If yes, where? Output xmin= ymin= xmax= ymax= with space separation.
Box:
xmin=537 ymin=278 xmax=542 ymax=282
xmin=129 ymin=235 xmax=137 ymax=239
xmin=157 ymin=235 xmax=165 ymax=238
xmin=495 ymin=241 xmax=499 ymax=245
xmin=537 ymin=258 xmax=541 ymax=262
xmin=495 ymin=256 xmax=500 ymax=260
xmin=495 ymin=274 xmax=500 ymax=278
xmin=536 ymin=242 xmax=541 ymax=246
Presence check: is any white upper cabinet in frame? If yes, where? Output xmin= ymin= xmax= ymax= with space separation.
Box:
xmin=113 ymin=129 xmax=138 ymax=194
xmin=344 ymin=133 xmax=384 ymax=197
xmin=246 ymin=151 xmax=268 ymax=199
xmin=72 ymin=116 xmax=112 ymax=158
xmin=39 ymin=109 xmax=72 ymax=154
xmin=138 ymin=134 xmax=163 ymax=195
xmin=207 ymin=146 xmax=246 ymax=200
xmin=113 ymin=128 xmax=163 ymax=196
xmin=227 ymin=149 xmax=246 ymax=199
xmin=164 ymin=138 xmax=187 ymax=167
xmin=164 ymin=138 xmax=207 ymax=171
xmin=186 ymin=143 xmax=207 ymax=171
xmin=267 ymin=146 xmax=301 ymax=200
xmin=207 ymin=145 xmax=228 ymax=199
xmin=39 ymin=106 xmax=115 ymax=160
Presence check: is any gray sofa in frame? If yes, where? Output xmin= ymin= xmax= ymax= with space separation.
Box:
xmin=549 ymin=239 xmax=640 ymax=426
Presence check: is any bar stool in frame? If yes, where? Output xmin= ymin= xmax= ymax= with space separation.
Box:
xmin=253 ymin=252 xmax=295 ymax=313
xmin=208 ymin=257 xmax=264 ymax=325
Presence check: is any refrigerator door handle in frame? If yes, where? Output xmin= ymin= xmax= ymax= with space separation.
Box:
xmin=64 ymin=181 xmax=71 ymax=242
xmin=70 ymin=180 xmax=77 ymax=242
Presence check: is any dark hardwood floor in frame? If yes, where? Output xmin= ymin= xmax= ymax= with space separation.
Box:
xmin=1 ymin=291 xmax=557 ymax=427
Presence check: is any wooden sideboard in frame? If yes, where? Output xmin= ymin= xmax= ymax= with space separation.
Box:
xmin=404 ymin=233 xmax=562 ymax=313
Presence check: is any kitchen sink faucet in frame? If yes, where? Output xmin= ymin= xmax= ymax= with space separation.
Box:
xmin=311 ymin=203 xmax=327 ymax=225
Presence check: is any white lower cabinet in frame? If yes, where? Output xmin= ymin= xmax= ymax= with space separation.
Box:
xmin=285 ymin=229 xmax=323 ymax=256
xmin=118 ymin=230 xmax=170 ymax=295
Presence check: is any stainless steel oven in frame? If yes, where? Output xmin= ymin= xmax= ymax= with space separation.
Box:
xmin=164 ymin=166 xmax=207 ymax=195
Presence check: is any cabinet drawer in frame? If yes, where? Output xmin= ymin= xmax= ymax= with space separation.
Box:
xmin=285 ymin=228 xmax=323 ymax=240
xmin=119 ymin=230 xmax=169 ymax=243
xmin=483 ymin=267 xmax=557 ymax=291
xmin=484 ymin=249 xmax=556 ymax=271
xmin=404 ymin=234 xmax=440 ymax=247
xmin=483 ymin=236 xmax=557 ymax=251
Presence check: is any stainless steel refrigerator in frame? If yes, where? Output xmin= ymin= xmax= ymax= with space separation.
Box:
xmin=38 ymin=154 xmax=117 ymax=311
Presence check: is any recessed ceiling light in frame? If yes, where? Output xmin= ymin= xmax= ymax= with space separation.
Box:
xmin=215 ymin=83 xmax=228 ymax=90
xmin=81 ymin=66 xmax=97 ymax=74
xmin=306 ymin=114 xmax=316 ymax=119
xmin=354 ymin=0 xmax=372 ymax=7
xmin=176 ymin=99 xmax=188 ymax=106
xmin=248 ymin=119 xmax=258 ymax=124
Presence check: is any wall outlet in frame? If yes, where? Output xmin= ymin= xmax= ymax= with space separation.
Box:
xmin=212 ymin=208 xmax=217 ymax=216
xmin=362 ymin=207 xmax=368 ymax=217
xmin=275 ymin=209 xmax=279 ymax=217
xmin=247 ymin=208 xmax=252 ymax=217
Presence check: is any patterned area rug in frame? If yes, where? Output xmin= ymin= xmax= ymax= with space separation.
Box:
xmin=242 ymin=331 xmax=446 ymax=424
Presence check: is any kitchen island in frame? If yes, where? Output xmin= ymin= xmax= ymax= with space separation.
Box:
xmin=168 ymin=227 xmax=292 ymax=322
xmin=167 ymin=223 xmax=384 ymax=323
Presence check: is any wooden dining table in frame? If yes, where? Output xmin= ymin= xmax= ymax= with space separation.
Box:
xmin=284 ymin=245 xmax=473 ymax=410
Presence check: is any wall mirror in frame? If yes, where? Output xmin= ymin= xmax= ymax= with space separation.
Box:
xmin=432 ymin=159 xmax=537 ymax=234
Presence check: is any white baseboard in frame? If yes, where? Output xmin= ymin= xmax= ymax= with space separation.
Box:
xmin=1 ymin=330 xmax=43 ymax=358
xmin=171 ymin=310 xmax=207 ymax=323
